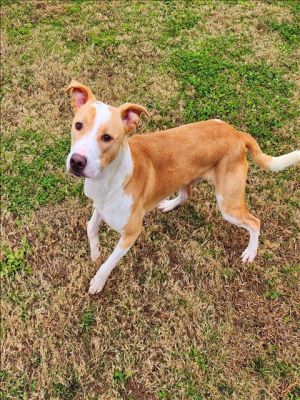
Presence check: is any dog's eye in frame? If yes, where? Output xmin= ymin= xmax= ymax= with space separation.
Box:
xmin=75 ymin=122 xmax=83 ymax=130
xmin=102 ymin=134 xmax=112 ymax=142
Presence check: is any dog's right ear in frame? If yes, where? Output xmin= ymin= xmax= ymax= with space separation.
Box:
xmin=65 ymin=80 xmax=96 ymax=113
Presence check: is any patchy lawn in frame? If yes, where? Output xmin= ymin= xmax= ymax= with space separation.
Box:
xmin=1 ymin=1 xmax=299 ymax=399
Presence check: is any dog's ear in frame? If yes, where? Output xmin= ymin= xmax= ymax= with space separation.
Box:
xmin=65 ymin=80 xmax=96 ymax=113
xmin=118 ymin=103 xmax=150 ymax=134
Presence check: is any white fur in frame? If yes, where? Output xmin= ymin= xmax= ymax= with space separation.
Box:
xmin=158 ymin=187 xmax=189 ymax=212
xmin=66 ymin=102 xmax=111 ymax=178
xmin=269 ymin=150 xmax=300 ymax=172
xmin=212 ymin=119 xmax=223 ymax=123
xmin=84 ymin=143 xmax=133 ymax=234
xmin=89 ymin=243 xmax=129 ymax=294
xmin=216 ymin=194 xmax=224 ymax=209
xmin=216 ymin=194 xmax=259 ymax=263
xmin=85 ymin=143 xmax=135 ymax=294
xmin=240 ymin=226 xmax=259 ymax=263
xmin=87 ymin=207 xmax=102 ymax=261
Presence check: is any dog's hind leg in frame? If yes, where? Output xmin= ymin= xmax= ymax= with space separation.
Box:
xmin=158 ymin=184 xmax=192 ymax=212
xmin=87 ymin=206 xmax=102 ymax=262
xmin=215 ymin=161 xmax=261 ymax=263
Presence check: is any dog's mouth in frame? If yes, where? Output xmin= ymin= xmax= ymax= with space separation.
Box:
xmin=70 ymin=170 xmax=87 ymax=178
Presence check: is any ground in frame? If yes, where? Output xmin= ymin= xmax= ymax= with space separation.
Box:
xmin=1 ymin=0 xmax=300 ymax=399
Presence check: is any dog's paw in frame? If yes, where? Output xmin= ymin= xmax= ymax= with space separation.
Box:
xmin=88 ymin=274 xmax=106 ymax=295
xmin=241 ymin=247 xmax=257 ymax=263
xmin=91 ymin=248 xmax=100 ymax=262
xmin=158 ymin=198 xmax=180 ymax=212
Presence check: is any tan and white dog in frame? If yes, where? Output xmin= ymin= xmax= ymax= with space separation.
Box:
xmin=65 ymin=80 xmax=300 ymax=295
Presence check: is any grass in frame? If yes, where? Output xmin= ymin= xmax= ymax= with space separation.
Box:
xmin=0 ymin=237 xmax=30 ymax=279
xmin=2 ymin=129 xmax=83 ymax=215
xmin=1 ymin=1 xmax=300 ymax=399
xmin=267 ymin=19 xmax=300 ymax=45
xmin=173 ymin=38 xmax=297 ymax=141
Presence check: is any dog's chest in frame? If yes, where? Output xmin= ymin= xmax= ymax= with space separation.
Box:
xmin=84 ymin=179 xmax=132 ymax=234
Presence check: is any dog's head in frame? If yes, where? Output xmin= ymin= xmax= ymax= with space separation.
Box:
xmin=65 ymin=80 xmax=149 ymax=178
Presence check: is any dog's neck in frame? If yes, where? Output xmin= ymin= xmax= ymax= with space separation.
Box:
xmin=84 ymin=140 xmax=133 ymax=194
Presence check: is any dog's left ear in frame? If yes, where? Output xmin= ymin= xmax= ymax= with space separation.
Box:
xmin=65 ymin=80 xmax=96 ymax=113
xmin=119 ymin=103 xmax=150 ymax=133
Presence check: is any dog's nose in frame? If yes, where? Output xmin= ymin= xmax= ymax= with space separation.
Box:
xmin=70 ymin=153 xmax=87 ymax=175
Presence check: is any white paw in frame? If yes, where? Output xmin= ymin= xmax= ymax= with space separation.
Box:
xmin=88 ymin=274 xmax=106 ymax=295
xmin=158 ymin=198 xmax=180 ymax=212
xmin=241 ymin=247 xmax=257 ymax=263
xmin=91 ymin=248 xmax=100 ymax=262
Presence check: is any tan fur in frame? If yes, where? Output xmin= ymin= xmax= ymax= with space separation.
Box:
xmin=122 ymin=121 xmax=262 ymax=247
xmin=71 ymin=104 xmax=96 ymax=144
xmin=125 ymin=121 xmax=245 ymax=208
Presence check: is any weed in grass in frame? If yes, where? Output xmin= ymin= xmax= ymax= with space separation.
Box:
xmin=113 ymin=368 xmax=133 ymax=383
xmin=0 ymin=370 xmax=8 ymax=382
xmin=65 ymin=3 xmax=82 ymax=16
xmin=79 ymin=307 xmax=94 ymax=332
xmin=0 ymin=237 xmax=30 ymax=278
xmin=158 ymin=389 xmax=170 ymax=399
xmin=264 ymin=278 xmax=282 ymax=300
xmin=264 ymin=288 xmax=282 ymax=300
xmin=189 ymin=347 xmax=208 ymax=371
xmin=221 ymin=267 xmax=238 ymax=282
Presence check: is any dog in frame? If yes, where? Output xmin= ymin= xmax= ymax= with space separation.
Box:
xmin=65 ymin=80 xmax=300 ymax=294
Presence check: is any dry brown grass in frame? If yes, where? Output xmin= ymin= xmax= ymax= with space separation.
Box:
xmin=1 ymin=1 xmax=300 ymax=399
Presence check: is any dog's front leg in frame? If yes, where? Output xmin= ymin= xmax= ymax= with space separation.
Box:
xmin=88 ymin=220 xmax=142 ymax=295
xmin=87 ymin=207 xmax=102 ymax=262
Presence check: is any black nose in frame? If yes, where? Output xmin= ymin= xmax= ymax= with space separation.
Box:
xmin=70 ymin=153 xmax=87 ymax=176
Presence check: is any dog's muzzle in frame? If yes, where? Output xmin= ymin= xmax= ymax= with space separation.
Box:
xmin=70 ymin=153 xmax=87 ymax=177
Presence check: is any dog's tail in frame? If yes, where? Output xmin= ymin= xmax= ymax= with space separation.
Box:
xmin=240 ymin=132 xmax=300 ymax=171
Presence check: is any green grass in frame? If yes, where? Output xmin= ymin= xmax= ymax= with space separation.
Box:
xmin=1 ymin=130 xmax=83 ymax=215
xmin=165 ymin=11 xmax=201 ymax=37
xmin=113 ymin=368 xmax=133 ymax=384
xmin=172 ymin=36 xmax=298 ymax=142
xmin=0 ymin=237 xmax=30 ymax=278
xmin=87 ymin=29 xmax=120 ymax=50
xmin=251 ymin=353 xmax=296 ymax=381
xmin=79 ymin=307 xmax=95 ymax=332
xmin=267 ymin=20 xmax=300 ymax=45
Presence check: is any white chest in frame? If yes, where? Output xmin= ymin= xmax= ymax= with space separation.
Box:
xmin=84 ymin=178 xmax=132 ymax=234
